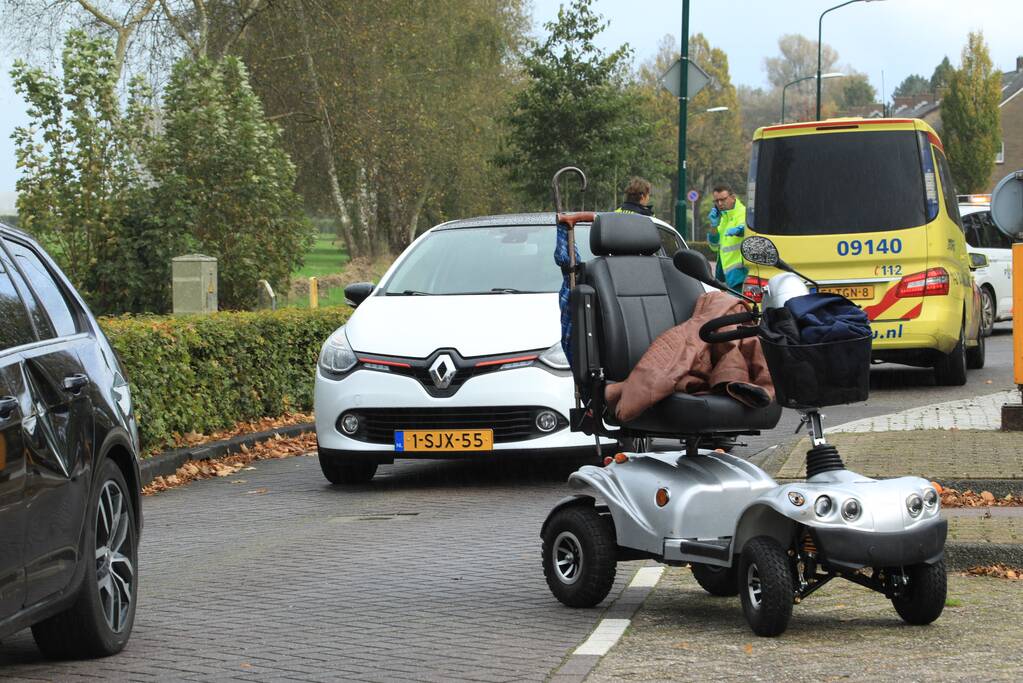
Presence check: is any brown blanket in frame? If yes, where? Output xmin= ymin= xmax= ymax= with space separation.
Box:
xmin=605 ymin=291 xmax=774 ymax=422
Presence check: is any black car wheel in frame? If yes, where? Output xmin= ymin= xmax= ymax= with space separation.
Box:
xmin=966 ymin=326 xmax=985 ymax=369
xmin=691 ymin=562 xmax=739 ymax=596
xmin=933 ymin=325 xmax=967 ymax=386
xmin=32 ymin=458 xmax=138 ymax=659
xmin=541 ymin=505 xmax=616 ymax=607
xmin=891 ymin=560 xmax=947 ymax=625
xmin=738 ymin=536 xmax=794 ymax=637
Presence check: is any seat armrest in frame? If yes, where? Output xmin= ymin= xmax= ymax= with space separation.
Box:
xmin=570 ymin=284 xmax=600 ymax=390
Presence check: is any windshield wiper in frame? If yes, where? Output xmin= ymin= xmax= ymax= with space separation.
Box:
xmin=488 ymin=287 xmax=541 ymax=294
xmin=386 ymin=289 xmax=432 ymax=296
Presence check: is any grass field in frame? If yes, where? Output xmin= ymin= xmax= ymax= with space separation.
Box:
xmin=294 ymin=233 xmax=349 ymax=279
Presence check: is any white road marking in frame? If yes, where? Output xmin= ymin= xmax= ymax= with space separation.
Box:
xmin=573 ymin=618 xmax=631 ymax=656
xmin=628 ymin=566 xmax=664 ymax=588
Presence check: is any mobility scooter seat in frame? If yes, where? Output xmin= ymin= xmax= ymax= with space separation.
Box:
xmin=570 ymin=213 xmax=781 ymax=438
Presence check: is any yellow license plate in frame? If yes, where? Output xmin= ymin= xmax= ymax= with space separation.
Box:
xmin=395 ymin=429 xmax=494 ymax=452
xmin=820 ymin=285 xmax=875 ymax=301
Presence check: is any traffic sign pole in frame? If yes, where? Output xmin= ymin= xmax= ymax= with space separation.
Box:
xmin=675 ymin=0 xmax=690 ymax=241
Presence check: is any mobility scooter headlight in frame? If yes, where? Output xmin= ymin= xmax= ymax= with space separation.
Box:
xmin=814 ymin=495 xmax=833 ymax=517
xmin=906 ymin=493 xmax=924 ymax=517
xmin=923 ymin=487 xmax=939 ymax=509
xmin=841 ymin=498 xmax=862 ymax=522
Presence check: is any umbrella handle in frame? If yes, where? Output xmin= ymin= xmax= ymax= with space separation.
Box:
xmin=551 ymin=166 xmax=587 ymax=214
xmin=556 ymin=212 xmax=595 ymax=288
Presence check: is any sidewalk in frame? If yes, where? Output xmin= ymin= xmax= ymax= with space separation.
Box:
xmin=577 ymin=391 xmax=1023 ymax=681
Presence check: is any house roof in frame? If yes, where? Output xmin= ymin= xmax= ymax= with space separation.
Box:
xmin=1000 ymin=67 xmax=1023 ymax=107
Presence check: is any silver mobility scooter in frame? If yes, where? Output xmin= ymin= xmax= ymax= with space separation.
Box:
xmin=541 ymin=213 xmax=947 ymax=636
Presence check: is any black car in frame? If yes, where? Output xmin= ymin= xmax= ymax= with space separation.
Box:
xmin=0 ymin=223 xmax=142 ymax=658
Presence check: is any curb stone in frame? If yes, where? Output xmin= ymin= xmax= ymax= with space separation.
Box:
xmin=139 ymin=422 xmax=315 ymax=486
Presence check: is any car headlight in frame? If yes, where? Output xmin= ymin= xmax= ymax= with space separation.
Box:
xmin=538 ymin=342 xmax=570 ymax=370
xmin=906 ymin=493 xmax=923 ymax=517
xmin=319 ymin=327 xmax=357 ymax=375
xmin=841 ymin=498 xmax=862 ymax=522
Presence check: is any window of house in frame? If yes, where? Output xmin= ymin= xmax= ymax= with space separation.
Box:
xmin=996 ymin=140 xmax=1005 ymax=164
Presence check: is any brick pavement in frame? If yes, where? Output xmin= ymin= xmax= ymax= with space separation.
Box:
xmin=775 ymin=430 xmax=1023 ymax=480
xmin=0 ymin=454 xmax=641 ymax=682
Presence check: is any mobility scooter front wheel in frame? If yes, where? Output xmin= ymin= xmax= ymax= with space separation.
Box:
xmin=542 ymin=505 xmax=617 ymax=607
xmin=890 ymin=560 xmax=947 ymax=625
xmin=738 ymin=536 xmax=795 ymax=637
xmin=690 ymin=563 xmax=740 ymax=597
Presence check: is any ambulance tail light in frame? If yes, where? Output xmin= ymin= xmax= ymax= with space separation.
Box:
xmin=742 ymin=276 xmax=768 ymax=302
xmin=895 ymin=268 xmax=950 ymax=298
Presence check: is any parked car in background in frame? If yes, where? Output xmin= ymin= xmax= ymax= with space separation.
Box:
xmin=743 ymin=117 xmax=984 ymax=386
xmin=0 ymin=222 xmax=142 ymax=658
xmin=959 ymin=194 xmax=1015 ymax=336
xmin=314 ymin=213 xmax=686 ymax=484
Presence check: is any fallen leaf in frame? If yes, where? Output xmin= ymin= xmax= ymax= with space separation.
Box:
xmin=981 ymin=491 xmax=995 ymax=502
xmin=246 ymin=487 xmax=269 ymax=495
xmin=744 ymin=643 xmax=753 ymax=655
xmin=240 ymin=663 xmax=252 ymax=669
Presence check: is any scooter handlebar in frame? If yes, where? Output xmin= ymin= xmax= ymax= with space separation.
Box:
xmin=699 ymin=311 xmax=759 ymax=343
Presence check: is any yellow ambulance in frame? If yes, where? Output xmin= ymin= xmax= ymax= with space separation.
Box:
xmin=743 ymin=118 xmax=984 ymax=386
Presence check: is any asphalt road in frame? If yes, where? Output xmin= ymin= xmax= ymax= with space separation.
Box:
xmin=0 ymin=324 xmax=1015 ymax=682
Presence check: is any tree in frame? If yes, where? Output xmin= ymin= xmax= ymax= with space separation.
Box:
xmin=10 ymin=30 xmax=157 ymax=309
xmin=497 ymin=0 xmax=654 ymax=209
xmin=893 ymin=74 xmax=930 ymax=98
xmin=764 ymin=34 xmax=837 ymax=89
xmin=237 ymin=0 xmax=527 ymax=256
xmin=836 ymin=73 xmax=876 ymax=108
xmin=930 ymin=56 xmax=954 ymax=93
xmin=941 ymin=33 xmax=1001 ymax=193
xmin=148 ymin=56 xmax=312 ymax=309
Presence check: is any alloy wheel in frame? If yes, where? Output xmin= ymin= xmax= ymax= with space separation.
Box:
xmin=981 ymin=289 xmax=995 ymax=335
xmin=553 ymin=530 xmax=584 ymax=584
xmin=746 ymin=563 xmax=763 ymax=610
xmin=95 ymin=480 xmax=135 ymax=633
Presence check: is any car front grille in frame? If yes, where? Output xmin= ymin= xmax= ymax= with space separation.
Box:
xmin=339 ymin=406 xmax=566 ymax=445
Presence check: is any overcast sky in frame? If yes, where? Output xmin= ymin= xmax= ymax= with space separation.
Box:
xmin=2 ymin=0 xmax=1022 ymax=210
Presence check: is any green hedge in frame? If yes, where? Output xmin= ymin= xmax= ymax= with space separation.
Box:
xmin=99 ymin=307 xmax=350 ymax=454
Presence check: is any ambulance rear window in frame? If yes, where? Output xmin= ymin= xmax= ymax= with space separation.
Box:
xmin=749 ymin=129 xmax=928 ymax=236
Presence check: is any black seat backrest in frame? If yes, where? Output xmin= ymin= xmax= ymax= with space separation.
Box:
xmin=576 ymin=213 xmax=705 ymax=382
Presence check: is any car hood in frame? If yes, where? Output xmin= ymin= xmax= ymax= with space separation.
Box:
xmin=345 ymin=293 xmax=561 ymax=358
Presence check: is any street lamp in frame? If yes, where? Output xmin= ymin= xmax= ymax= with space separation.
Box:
xmin=816 ymin=0 xmax=885 ymax=120
xmin=784 ymin=73 xmax=842 ymax=123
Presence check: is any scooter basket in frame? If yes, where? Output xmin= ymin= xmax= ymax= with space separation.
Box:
xmin=760 ymin=334 xmax=871 ymax=409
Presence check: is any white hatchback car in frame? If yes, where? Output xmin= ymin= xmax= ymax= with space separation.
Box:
xmin=314 ymin=212 xmax=686 ymax=483
xmin=959 ymin=195 xmax=1015 ymax=336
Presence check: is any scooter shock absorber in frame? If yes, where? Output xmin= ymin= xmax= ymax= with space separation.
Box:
xmin=805 ymin=443 xmax=845 ymax=478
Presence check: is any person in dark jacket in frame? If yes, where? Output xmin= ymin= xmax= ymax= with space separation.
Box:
xmin=615 ymin=177 xmax=654 ymax=216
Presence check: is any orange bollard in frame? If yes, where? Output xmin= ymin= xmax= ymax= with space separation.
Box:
xmin=1015 ymin=245 xmax=1023 ymax=386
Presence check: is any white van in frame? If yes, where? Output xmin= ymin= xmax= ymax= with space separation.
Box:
xmin=959 ymin=194 xmax=1014 ymax=336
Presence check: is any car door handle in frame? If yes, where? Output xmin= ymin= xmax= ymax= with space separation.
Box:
xmin=62 ymin=374 xmax=90 ymax=394
xmin=0 ymin=396 xmax=17 ymax=419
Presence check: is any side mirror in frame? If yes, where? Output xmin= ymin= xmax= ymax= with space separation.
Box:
xmin=672 ymin=249 xmax=758 ymax=304
xmin=740 ymin=235 xmax=780 ymax=267
xmin=672 ymin=249 xmax=717 ymax=287
xmin=344 ymin=282 xmax=375 ymax=308
xmin=969 ymin=252 xmax=989 ymax=270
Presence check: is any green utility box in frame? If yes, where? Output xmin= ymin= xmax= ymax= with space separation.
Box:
xmin=172 ymin=254 xmax=218 ymax=314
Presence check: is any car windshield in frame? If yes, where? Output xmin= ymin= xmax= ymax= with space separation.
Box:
xmin=379 ymin=224 xmax=594 ymax=295
xmin=749 ymin=129 xmax=928 ymax=235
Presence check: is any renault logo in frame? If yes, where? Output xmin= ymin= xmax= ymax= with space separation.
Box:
xmin=429 ymin=354 xmax=456 ymax=389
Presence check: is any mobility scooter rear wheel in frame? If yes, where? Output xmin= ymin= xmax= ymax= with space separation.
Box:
xmin=542 ymin=505 xmax=617 ymax=607
xmin=690 ymin=563 xmax=739 ymax=597
xmin=738 ymin=536 xmax=795 ymax=637
xmin=890 ymin=560 xmax=947 ymax=625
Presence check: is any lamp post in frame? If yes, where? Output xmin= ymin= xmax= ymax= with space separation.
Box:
xmin=784 ymin=73 xmax=842 ymax=123
xmin=816 ymin=0 xmax=885 ymax=120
